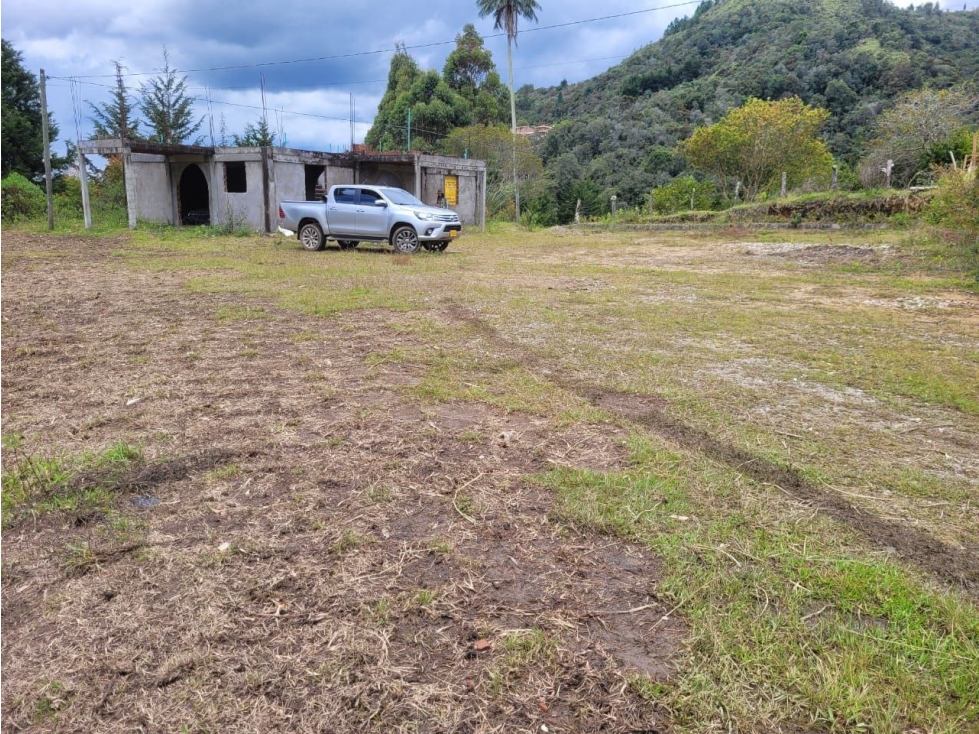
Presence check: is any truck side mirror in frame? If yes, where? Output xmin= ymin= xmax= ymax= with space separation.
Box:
xmin=375 ymin=200 xmax=388 ymax=207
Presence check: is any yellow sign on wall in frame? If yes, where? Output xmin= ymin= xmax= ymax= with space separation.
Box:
xmin=444 ymin=175 xmax=458 ymax=207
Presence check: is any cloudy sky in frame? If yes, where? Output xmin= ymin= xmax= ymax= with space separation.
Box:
xmin=3 ymin=0 xmax=976 ymax=154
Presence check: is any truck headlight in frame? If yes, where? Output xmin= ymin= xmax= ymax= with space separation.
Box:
xmin=414 ymin=211 xmax=436 ymax=221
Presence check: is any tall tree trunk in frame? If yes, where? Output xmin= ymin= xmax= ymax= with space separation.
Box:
xmin=506 ymin=38 xmax=521 ymax=221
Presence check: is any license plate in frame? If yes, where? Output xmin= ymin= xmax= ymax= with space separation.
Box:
xmin=450 ymin=230 xmax=458 ymax=238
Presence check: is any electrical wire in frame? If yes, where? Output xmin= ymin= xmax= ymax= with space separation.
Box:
xmin=48 ymin=75 xmax=373 ymax=127
xmin=47 ymin=2 xmax=703 ymax=144
xmin=54 ymin=1 xmax=702 ymax=79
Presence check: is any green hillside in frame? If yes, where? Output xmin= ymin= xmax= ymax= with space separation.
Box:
xmin=517 ymin=0 xmax=979 ymax=206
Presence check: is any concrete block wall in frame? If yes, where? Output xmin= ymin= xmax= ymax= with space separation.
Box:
xmin=212 ymin=149 xmax=266 ymax=231
xmin=422 ymin=169 xmax=480 ymax=224
xmin=131 ymin=154 xmax=173 ymax=224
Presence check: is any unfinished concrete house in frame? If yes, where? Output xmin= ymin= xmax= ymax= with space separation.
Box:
xmin=78 ymin=139 xmax=488 ymax=232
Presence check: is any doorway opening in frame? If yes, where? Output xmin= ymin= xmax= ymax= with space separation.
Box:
xmin=305 ymin=165 xmax=326 ymax=200
xmin=179 ymin=164 xmax=210 ymax=225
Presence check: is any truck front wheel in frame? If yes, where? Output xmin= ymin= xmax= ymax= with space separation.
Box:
xmin=299 ymin=222 xmax=325 ymax=251
xmin=392 ymin=226 xmax=420 ymax=254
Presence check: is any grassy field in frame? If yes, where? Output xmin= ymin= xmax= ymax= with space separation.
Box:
xmin=2 ymin=222 xmax=977 ymax=733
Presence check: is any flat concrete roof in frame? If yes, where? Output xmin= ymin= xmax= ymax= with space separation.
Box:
xmin=79 ymin=138 xmax=485 ymax=170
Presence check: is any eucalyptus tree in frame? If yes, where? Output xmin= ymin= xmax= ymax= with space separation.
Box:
xmin=476 ymin=0 xmax=541 ymax=219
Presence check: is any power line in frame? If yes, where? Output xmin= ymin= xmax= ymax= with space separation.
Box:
xmin=56 ymin=1 xmax=702 ymax=79
xmin=50 ymin=43 xmax=647 ymax=132
xmin=51 ymin=75 xmax=372 ymax=127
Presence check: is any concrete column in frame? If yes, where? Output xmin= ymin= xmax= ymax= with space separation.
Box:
xmin=261 ymin=147 xmax=271 ymax=233
xmin=123 ymin=152 xmax=138 ymax=229
xmin=414 ymin=155 xmax=422 ymax=198
xmin=480 ymin=167 xmax=487 ymax=232
xmin=165 ymin=158 xmax=176 ymax=225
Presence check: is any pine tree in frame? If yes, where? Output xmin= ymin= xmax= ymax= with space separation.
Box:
xmin=139 ymin=48 xmax=203 ymax=145
xmin=232 ymin=117 xmax=276 ymax=147
xmin=89 ymin=61 xmax=142 ymax=140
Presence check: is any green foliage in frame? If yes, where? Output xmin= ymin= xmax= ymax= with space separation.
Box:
xmin=444 ymin=27 xmax=510 ymax=126
xmin=860 ymin=87 xmax=977 ymax=188
xmin=2 ymin=438 xmax=143 ymax=528
xmin=515 ymin=0 xmax=979 ymax=205
xmin=1 ymin=173 xmax=47 ymax=220
xmin=443 ymin=125 xmax=543 ymax=215
xmin=54 ymin=176 xmax=84 ymax=220
xmin=1 ymin=39 xmax=65 ymax=181
xmin=651 ymin=175 xmax=718 ymax=214
xmin=139 ymin=47 xmax=203 ymax=145
xmin=475 ymin=0 xmax=542 ymax=42
xmin=88 ymin=60 xmax=142 ymax=140
xmin=232 ymin=117 xmax=276 ymax=147
xmin=444 ymin=24 xmax=494 ymax=95
xmin=92 ymin=157 xmax=128 ymax=214
xmin=924 ymin=126 xmax=977 ymax=170
xmin=680 ymin=97 xmax=833 ymax=200
xmin=365 ymin=45 xmax=474 ymax=151
xmin=927 ymin=167 xmax=979 ymax=277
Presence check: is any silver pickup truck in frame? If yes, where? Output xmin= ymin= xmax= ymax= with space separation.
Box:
xmin=278 ymin=185 xmax=462 ymax=253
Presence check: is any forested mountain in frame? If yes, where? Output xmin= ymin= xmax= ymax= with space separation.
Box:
xmin=516 ymin=0 xmax=979 ymax=206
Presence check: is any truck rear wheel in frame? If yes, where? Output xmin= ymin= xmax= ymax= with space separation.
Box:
xmin=299 ymin=222 xmax=325 ymax=251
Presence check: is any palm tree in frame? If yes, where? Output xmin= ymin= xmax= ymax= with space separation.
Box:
xmin=477 ymin=0 xmax=541 ymax=220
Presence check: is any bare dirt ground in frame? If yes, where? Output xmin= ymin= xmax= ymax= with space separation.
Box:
xmin=4 ymin=229 xmax=979 ymax=732
xmin=1 ymin=233 xmax=682 ymax=733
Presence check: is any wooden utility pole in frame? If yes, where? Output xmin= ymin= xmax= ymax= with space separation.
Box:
xmin=780 ymin=172 xmax=787 ymax=198
xmin=39 ymin=69 xmax=54 ymax=230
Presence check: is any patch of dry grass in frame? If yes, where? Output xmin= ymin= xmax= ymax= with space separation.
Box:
xmin=2 ymin=224 xmax=977 ymax=733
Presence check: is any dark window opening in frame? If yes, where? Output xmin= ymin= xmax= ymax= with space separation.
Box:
xmin=225 ymin=162 xmax=247 ymax=193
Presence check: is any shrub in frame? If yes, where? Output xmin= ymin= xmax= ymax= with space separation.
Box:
xmin=54 ymin=176 xmax=83 ymax=220
xmin=650 ymin=175 xmax=717 ymax=214
xmin=1 ymin=173 xmax=46 ymax=221
xmin=928 ymin=166 xmax=979 ymax=277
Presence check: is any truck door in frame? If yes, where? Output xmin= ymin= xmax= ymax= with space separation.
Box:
xmin=356 ymin=188 xmax=389 ymax=238
xmin=329 ymin=187 xmax=359 ymax=236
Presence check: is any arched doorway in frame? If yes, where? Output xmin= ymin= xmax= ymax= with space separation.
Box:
xmin=367 ymin=170 xmax=404 ymax=189
xmin=179 ymin=164 xmax=210 ymax=225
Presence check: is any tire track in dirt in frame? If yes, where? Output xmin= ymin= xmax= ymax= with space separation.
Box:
xmin=445 ymin=302 xmax=979 ymax=597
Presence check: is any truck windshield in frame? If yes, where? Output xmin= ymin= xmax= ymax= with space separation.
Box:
xmin=383 ymin=189 xmax=424 ymax=206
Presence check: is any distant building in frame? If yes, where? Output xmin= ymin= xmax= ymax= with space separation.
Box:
xmin=515 ymin=125 xmax=553 ymax=137
xmin=78 ymin=138 xmax=488 ymax=232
